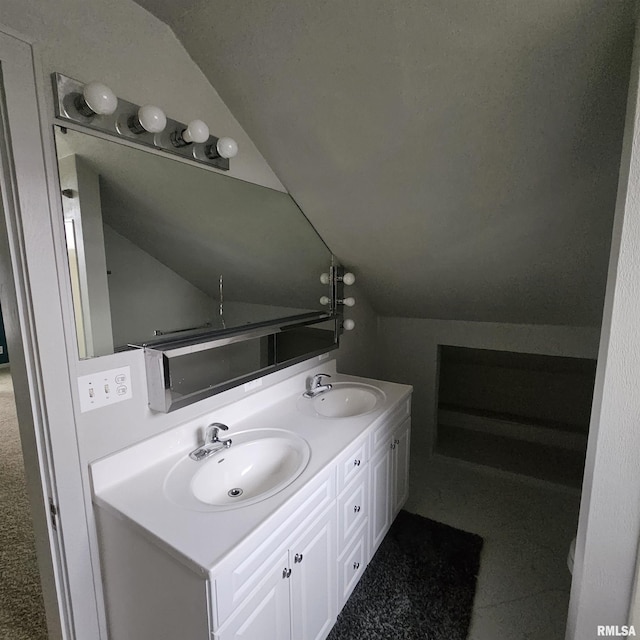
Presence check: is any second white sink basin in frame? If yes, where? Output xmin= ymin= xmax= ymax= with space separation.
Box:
xmin=164 ymin=429 xmax=311 ymax=511
xmin=298 ymin=382 xmax=386 ymax=419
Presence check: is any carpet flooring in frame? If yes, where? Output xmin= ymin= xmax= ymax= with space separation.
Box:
xmin=0 ymin=369 xmax=48 ymax=640
xmin=328 ymin=510 xmax=483 ymax=640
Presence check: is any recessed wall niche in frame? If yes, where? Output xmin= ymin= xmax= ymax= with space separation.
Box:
xmin=435 ymin=346 xmax=597 ymax=489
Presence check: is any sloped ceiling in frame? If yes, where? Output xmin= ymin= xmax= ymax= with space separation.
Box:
xmin=134 ymin=0 xmax=636 ymax=326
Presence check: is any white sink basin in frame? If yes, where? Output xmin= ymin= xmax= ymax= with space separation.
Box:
xmin=164 ymin=429 xmax=311 ymax=511
xmin=298 ymin=382 xmax=386 ymax=418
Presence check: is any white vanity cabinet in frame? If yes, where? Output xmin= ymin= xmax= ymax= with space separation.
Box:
xmin=215 ymin=550 xmax=291 ymax=640
xmin=213 ymin=471 xmax=336 ymax=640
xmin=91 ymin=372 xmax=412 ymax=640
xmin=335 ymin=435 xmax=370 ymax=610
xmin=370 ymin=399 xmax=412 ymax=555
xmin=391 ymin=417 xmax=411 ymax=517
xmin=215 ymin=508 xmax=336 ymax=640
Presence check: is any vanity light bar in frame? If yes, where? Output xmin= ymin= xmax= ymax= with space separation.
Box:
xmin=52 ymin=73 xmax=236 ymax=171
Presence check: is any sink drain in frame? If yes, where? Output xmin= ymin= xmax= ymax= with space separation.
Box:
xmin=228 ymin=488 xmax=243 ymax=498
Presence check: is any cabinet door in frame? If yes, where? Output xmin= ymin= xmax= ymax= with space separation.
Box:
xmin=290 ymin=512 xmax=336 ymax=640
xmin=391 ymin=418 xmax=411 ymax=517
xmin=370 ymin=446 xmax=391 ymax=555
xmin=215 ymin=552 xmax=291 ymax=640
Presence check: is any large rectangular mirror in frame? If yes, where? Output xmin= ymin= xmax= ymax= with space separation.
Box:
xmin=54 ymin=126 xmax=334 ymax=359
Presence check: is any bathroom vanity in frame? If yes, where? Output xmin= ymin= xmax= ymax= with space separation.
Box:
xmin=91 ymin=361 xmax=412 ymax=640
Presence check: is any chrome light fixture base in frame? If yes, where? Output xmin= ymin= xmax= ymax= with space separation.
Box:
xmin=52 ymin=73 xmax=231 ymax=171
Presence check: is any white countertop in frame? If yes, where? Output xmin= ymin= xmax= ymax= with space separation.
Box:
xmin=90 ymin=361 xmax=412 ymax=575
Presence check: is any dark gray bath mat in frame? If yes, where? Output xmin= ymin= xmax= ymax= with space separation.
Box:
xmin=328 ymin=510 xmax=483 ymax=640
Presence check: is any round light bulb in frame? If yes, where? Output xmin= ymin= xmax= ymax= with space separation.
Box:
xmin=319 ymin=296 xmax=330 ymax=306
xmin=343 ymin=297 xmax=356 ymax=307
xmin=320 ymin=273 xmax=330 ymax=285
xmin=343 ymin=272 xmax=356 ymax=286
xmin=216 ymin=137 xmax=238 ymax=159
xmin=137 ymin=105 xmax=166 ymax=133
xmin=183 ymin=119 xmax=210 ymax=144
xmin=82 ymin=81 xmax=117 ymax=115
xmin=343 ymin=319 xmax=356 ymax=331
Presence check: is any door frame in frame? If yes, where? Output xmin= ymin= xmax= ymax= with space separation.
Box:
xmin=0 ymin=25 xmax=102 ymax=639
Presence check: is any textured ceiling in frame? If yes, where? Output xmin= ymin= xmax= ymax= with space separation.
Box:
xmin=134 ymin=0 xmax=636 ymax=325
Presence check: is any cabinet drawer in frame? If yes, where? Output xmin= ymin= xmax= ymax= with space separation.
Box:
xmin=370 ymin=396 xmax=410 ymax=453
xmin=337 ymin=525 xmax=369 ymax=611
xmin=336 ymin=435 xmax=368 ymax=493
xmin=214 ymin=471 xmax=335 ymax=628
xmin=337 ymin=473 xmax=368 ymax=557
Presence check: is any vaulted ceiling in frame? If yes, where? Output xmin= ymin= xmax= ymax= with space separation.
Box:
xmin=134 ymin=0 xmax=636 ymax=326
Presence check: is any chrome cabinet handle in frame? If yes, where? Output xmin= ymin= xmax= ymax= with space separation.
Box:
xmin=353 ymin=459 xmax=361 ymax=467
xmin=391 ymin=442 xmax=396 ymax=450
xmin=353 ymin=505 xmax=361 ymax=513
xmin=394 ymin=438 xmax=400 ymax=445
xmin=294 ymin=553 xmax=303 ymax=563
xmin=353 ymin=562 xmax=360 ymax=570
xmin=283 ymin=567 xmax=291 ymax=579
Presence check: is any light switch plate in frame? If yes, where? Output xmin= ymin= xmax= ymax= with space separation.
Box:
xmin=78 ymin=366 xmax=132 ymax=412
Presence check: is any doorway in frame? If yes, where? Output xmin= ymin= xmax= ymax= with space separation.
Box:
xmin=0 ymin=348 xmax=48 ymax=638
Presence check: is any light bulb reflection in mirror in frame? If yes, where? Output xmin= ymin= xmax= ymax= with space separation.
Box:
xmin=343 ymin=319 xmax=356 ymax=331
xmin=320 ymin=273 xmax=330 ymax=285
xmin=343 ymin=272 xmax=356 ymax=286
xmin=342 ymin=297 xmax=356 ymax=307
xmin=319 ymin=296 xmax=330 ymax=306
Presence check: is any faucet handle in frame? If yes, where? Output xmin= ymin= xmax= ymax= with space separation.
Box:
xmin=205 ymin=422 xmax=228 ymax=443
xmin=313 ymin=373 xmax=331 ymax=387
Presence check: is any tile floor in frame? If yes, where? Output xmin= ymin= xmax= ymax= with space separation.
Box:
xmin=405 ymin=454 xmax=581 ymax=640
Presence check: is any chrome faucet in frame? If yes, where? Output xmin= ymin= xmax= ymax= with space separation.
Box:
xmin=303 ymin=373 xmax=333 ymax=398
xmin=189 ymin=422 xmax=232 ymax=461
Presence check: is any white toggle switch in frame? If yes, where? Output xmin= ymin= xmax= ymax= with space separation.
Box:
xmin=78 ymin=366 xmax=132 ymax=412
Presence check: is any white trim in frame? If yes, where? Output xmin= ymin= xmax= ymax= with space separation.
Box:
xmin=0 ymin=25 xmax=103 ymax=639
xmin=567 ymin=15 xmax=640 ymax=640
xmin=0 ymin=32 xmax=68 ymax=639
